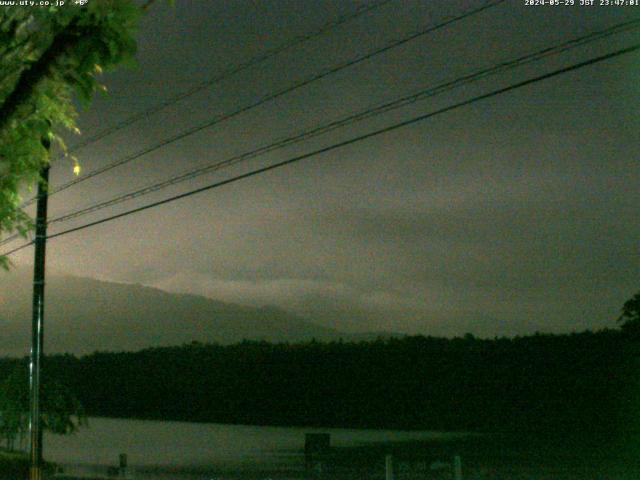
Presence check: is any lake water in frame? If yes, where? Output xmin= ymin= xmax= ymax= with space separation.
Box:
xmin=43 ymin=417 xmax=465 ymax=479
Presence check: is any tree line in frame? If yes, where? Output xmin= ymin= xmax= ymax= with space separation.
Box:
xmin=0 ymin=327 xmax=637 ymax=439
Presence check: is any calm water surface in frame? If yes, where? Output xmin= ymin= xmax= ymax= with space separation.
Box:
xmin=43 ymin=417 xmax=464 ymax=479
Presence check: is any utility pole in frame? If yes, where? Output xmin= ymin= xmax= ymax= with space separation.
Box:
xmin=29 ymin=140 xmax=50 ymax=480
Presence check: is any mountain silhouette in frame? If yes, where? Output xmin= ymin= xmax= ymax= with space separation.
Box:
xmin=0 ymin=268 xmax=364 ymax=356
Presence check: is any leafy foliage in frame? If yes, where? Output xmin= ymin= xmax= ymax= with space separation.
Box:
xmin=0 ymin=448 xmax=57 ymax=479
xmin=0 ymin=1 xmax=142 ymax=269
xmin=618 ymin=291 xmax=640 ymax=336
xmin=0 ymin=365 xmax=86 ymax=451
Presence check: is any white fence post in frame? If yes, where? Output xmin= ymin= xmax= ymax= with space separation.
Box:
xmin=385 ymin=454 xmax=394 ymax=480
xmin=453 ymin=455 xmax=462 ymax=480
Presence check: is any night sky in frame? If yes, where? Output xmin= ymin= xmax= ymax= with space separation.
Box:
xmin=7 ymin=0 xmax=640 ymax=338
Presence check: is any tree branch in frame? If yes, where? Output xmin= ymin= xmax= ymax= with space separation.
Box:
xmin=0 ymin=20 xmax=86 ymax=134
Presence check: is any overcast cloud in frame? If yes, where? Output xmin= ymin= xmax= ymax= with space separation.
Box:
xmin=5 ymin=0 xmax=639 ymax=341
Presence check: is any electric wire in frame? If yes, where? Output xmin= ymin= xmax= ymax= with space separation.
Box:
xmin=2 ymin=17 xmax=638 ymax=246
xmin=45 ymin=18 xmax=640 ymax=226
xmin=16 ymin=0 xmax=393 ymax=210
xmin=20 ymin=0 xmax=506 ymax=208
xmin=62 ymin=0 xmax=395 ymax=156
xmin=1 ymin=239 xmax=33 ymax=256
xmin=0 ymin=233 xmax=22 ymax=247
xmin=3 ymin=42 xmax=637 ymax=257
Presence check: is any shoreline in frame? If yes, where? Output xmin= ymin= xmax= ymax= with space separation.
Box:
xmin=90 ymin=432 xmax=640 ymax=479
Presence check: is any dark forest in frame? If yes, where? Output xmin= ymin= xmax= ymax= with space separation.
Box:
xmin=1 ymin=329 xmax=637 ymax=439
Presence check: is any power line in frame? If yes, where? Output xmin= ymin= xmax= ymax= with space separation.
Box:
xmin=17 ymin=0 xmax=393 ymax=210
xmin=1 ymin=239 xmax=33 ymax=256
xmin=61 ymin=0 xmax=395 ymax=156
xmin=3 ymin=42 xmax=637 ymax=257
xmin=0 ymin=233 xmax=22 ymax=247
xmin=45 ymin=18 xmax=640 ymax=226
xmin=21 ymin=0 xmax=505 ymax=207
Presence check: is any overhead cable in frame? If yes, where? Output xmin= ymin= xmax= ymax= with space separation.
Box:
xmin=22 ymin=0 xmax=506 ymax=207
xmin=46 ymin=18 xmax=640 ymax=226
xmin=3 ymin=42 xmax=636 ymax=258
